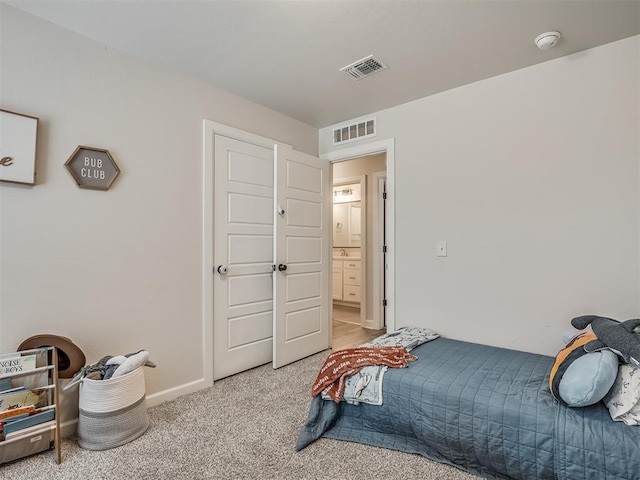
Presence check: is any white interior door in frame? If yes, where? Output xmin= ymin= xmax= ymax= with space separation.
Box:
xmin=213 ymin=135 xmax=274 ymax=380
xmin=273 ymin=144 xmax=331 ymax=368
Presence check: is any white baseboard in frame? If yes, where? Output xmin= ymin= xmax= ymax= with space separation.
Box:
xmin=145 ymin=377 xmax=211 ymax=407
xmin=333 ymin=301 xmax=360 ymax=308
xmin=60 ymin=418 xmax=78 ymax=438
xmin=58 ymin=377 xmax=212 ymax=439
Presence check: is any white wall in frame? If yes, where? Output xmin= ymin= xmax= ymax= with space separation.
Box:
xmin=321 ymin=36 xmax=640 ymax=357
xmin=0 ymin=4 xmax=318 ymax=423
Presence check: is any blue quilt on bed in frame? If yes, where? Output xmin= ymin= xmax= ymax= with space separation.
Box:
xmin=297 ymin=338 xmax=640 ymax=480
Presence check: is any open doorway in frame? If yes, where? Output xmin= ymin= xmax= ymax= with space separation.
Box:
xmin=330 ymin=154 xmax=387 ymax=349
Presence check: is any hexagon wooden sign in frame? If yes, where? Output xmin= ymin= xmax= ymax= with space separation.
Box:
xmin=65 ymin=146 xmax=120 ymax=190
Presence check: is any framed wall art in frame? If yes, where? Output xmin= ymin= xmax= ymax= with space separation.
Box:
xmin=65 ymin=146 xmax=120 ymax=190
xmin=0 ymin=109 xmax=39 ymax=185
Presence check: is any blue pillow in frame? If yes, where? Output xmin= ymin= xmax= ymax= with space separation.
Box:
xmin=550 ymin=331 xmax=619 ymax=407
xmin=558 ymin=348 xmax=618 ymax=407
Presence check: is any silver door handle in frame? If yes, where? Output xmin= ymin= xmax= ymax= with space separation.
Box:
xmin=217 ymin=265 xmax=228 ymax=274
xmin=278 ymin=264 xmax=287 ymax=271
xmin=277 ymin=205 xmax=285 ymax=216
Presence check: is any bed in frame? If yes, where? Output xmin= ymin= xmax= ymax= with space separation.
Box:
xmin=297 ymin=337 xmax=640 ymax=480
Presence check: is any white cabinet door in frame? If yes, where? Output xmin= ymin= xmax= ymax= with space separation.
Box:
xmin=273 ymin=144 xmax=330 ymax=369
xmin=333 ymin=267 xmax=343 ymax=300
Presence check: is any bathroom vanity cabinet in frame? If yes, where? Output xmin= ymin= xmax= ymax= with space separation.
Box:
xmin=332 ymin=258 xmax=361 ymax=305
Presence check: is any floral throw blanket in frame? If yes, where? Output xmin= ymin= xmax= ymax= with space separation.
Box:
xmin=605 ymin=364 xmax=640 ymax=425
xmin=321 ymin=326 xmax=440 ymax=405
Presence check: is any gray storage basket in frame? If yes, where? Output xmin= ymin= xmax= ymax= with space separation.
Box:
xmin=77 ymin=366 xmax=149 ymax=450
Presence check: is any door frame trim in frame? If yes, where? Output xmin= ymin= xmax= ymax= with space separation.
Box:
xmin=372 ymin=171 xmax=386 ymax=330
xmin=203 ymin=120 xmax=291 ymax=385
xmin=321 ymin=138 xmax=395 ymax=333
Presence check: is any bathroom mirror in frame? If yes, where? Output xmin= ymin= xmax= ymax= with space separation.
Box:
xmin=333 ymin=201 xmax=361 ymax=247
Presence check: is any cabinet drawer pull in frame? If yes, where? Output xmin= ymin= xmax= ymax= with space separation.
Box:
xmin=349 ymin=293 xmax=356 ymax=296
xmin=349 ymin=276 xmax=356 ymax=280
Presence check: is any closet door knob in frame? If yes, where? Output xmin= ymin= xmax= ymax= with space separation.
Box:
xmin=217 ymin=265 xmax=228 ymax=274
xmin=278 ymin=264 xmax=287 ymax=271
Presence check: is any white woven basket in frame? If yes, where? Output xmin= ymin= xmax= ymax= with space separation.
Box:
xmin=77 ymin=366 xmax=149 ymax=451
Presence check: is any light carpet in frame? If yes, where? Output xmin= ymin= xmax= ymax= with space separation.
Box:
xmin=1 ymin=350 xmax=479 ymax=479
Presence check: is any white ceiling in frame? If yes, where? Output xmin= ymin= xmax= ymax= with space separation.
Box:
xmin=5 ymin=0 xmax=640 ymax=128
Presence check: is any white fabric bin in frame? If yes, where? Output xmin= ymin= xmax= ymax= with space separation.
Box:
xmin=77 ymin=366 xmax=149 ymax=450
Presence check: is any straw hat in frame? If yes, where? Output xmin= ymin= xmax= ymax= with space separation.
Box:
xmin=18 ymin=334 xmax=86 ymax=378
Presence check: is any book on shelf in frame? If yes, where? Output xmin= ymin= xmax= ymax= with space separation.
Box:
xmin=0 ymin=379 xmax=11 ymax=392
xmin=2 ymin=409 xmax=55 ymax=437
xmin=0 ymin=390 xmax=41 ymax=412
xmin=0 ymin=353 xmax=36 ymax=376
xmin=0 ymin=386 xmax=26 ymax=395
xmin=0 ymin=405 xmax=36 ymax=421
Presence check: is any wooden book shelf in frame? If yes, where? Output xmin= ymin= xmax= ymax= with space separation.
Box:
xmin=0 ymin=346 xmax=61 ymax=465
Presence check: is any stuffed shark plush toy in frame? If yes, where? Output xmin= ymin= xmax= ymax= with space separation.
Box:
xmin=571 ymin=315 xmax=640 ymax=366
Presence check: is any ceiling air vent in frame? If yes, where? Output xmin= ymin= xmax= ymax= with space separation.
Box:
xmin=340 ymin=55 xmax=388 ymax=80
xmin=333 ymin=118 xmax=376 ymax=145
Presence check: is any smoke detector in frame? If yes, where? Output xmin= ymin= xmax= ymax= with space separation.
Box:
xmin=535 ymin=31 xmax=561 ymax=50
xmin=340 ymin=55 xmax=388 ymax=80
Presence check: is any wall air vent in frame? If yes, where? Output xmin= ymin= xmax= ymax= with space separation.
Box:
xmin=340 ymin=55 xmax=388 ymax=80
xmin=332 ymin=117 xmax=376 ymax=146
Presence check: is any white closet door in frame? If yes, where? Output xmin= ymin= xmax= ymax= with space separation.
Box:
xmin=273 ymin=144 xmax=330 ymax=368
xmin=213 ymin=135 xmax=274 ymax=380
